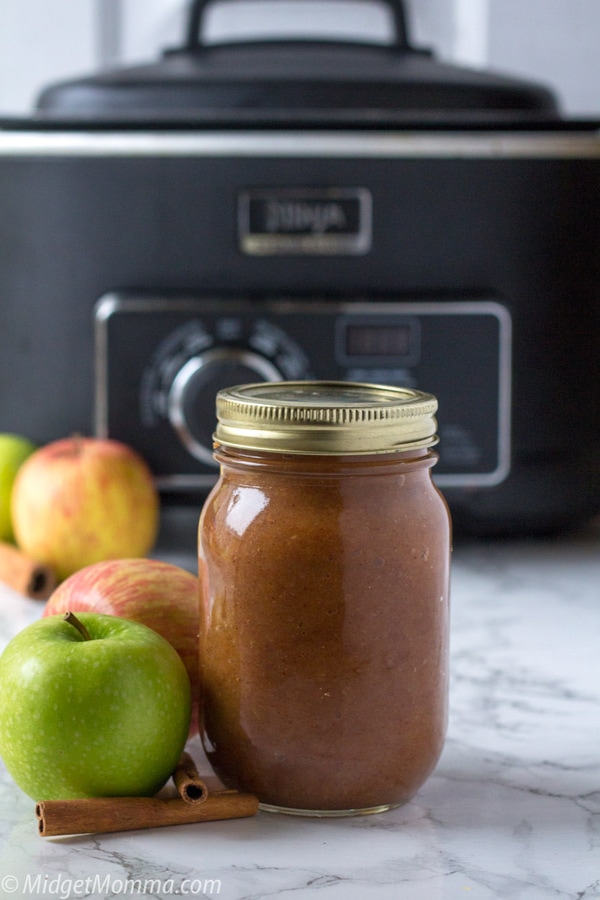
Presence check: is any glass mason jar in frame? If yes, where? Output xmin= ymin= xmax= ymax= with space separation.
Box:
xmin=198 ymin=381 xmax=451 ymax=816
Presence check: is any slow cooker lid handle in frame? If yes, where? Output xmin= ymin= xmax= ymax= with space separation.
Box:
xmin=184 ymin=0 xmax=412 ymax=51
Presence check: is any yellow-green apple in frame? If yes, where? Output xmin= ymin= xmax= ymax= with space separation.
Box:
xmin=0 ymin=432 xmax=36 ymax=542
xmin=0 ymin=611 xmax=191 ymax=800
xmin=43 ymin=558 xmax=200 ymax=736
xmin=11 ymin=436 xmax=159 ymax=581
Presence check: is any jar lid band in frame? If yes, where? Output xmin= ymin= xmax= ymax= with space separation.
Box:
xmin=214 ymin=381 xmax=439 ymax=455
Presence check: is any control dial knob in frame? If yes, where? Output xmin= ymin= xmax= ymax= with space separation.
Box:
xmin=167 ymin=346 xmax=281 ymax=466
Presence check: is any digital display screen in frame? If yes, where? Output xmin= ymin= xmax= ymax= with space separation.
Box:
xmin=345 ymin=324 xmax=412 ymax=358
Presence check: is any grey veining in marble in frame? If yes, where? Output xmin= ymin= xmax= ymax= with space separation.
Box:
xmin=0 ymin=524 xmax=599 ymax=899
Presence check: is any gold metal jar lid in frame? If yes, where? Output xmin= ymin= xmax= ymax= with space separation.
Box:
xmin=214 ymin=381 xmax=438 ymax=455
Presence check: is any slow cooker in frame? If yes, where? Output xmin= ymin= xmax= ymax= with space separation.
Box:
xmin=0 ymin=0 xmax=599 ymax=535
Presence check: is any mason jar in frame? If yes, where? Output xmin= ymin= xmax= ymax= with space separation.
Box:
xmin=198 ymin=381 xmax=451 ymax=816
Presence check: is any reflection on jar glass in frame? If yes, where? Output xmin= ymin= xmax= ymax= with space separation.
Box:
xmin=198 ymin=381 xmax=451 ymax=816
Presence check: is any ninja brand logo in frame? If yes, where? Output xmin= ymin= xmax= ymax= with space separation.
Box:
xmin=264 ymin=200 xmax=348 ymax=234
xmin=240 ymin=189 xmax=370 ymax=254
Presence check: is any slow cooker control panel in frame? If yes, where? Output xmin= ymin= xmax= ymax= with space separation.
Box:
xmin=95 ymin=293 xmax=511 ymax=491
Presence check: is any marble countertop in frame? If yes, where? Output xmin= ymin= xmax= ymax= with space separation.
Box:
xmin=0 ymin=522 xmax=599 ymax=900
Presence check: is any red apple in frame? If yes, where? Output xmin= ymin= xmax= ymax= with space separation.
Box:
xmin=11 ymin=436 xmax=159 ymax=581
xmin=43 ymin=558 xmax=200 ymax=737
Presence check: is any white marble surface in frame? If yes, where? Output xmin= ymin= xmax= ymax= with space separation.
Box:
xmin=0 ymin=522 xmax=599 ymax=899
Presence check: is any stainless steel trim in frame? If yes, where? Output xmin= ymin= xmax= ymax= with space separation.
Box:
xmin=94 ymin=298 xmax=111 ymax=439
xmin=168 ymin=347 xmax=282 ymax=465
xmin=1 ymin=129 xmax=599 ymax=158
xmin=428 ymin=300 xmax=512 ymax=489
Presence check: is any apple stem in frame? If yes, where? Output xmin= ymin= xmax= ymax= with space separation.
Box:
xmin=63 ymin=611 xmax=92 ymax=641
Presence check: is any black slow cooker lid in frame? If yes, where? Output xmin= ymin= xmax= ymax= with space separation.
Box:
xmin=35 ymin=0 xmax=560 ymax=123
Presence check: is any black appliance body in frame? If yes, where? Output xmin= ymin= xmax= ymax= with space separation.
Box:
xmin=1 ymin=0 xmax=599 ymax=535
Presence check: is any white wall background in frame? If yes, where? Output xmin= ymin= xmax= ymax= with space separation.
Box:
xmin=0 ymin=0 xmax=599 ymax=117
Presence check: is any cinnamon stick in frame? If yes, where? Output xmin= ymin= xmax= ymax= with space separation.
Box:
xmin=0 ymin=540 xmax=56 ymax=600
xmin=172 ymin=751 xmax=209 ymax=804
xmin=36 ymin=792 xmax=259 ymax=837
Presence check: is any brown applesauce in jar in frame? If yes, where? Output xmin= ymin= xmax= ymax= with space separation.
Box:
xmin=198 ymin=382 xmax=451 ymax=816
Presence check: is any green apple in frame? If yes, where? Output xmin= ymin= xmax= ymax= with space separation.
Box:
xmin=43 ymin=558 xmax=201 ymax=738
xmin=0 ymin=611 xmax=191 ymax=800
xmin=0 ymin=433 xmax=36 ymax=542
